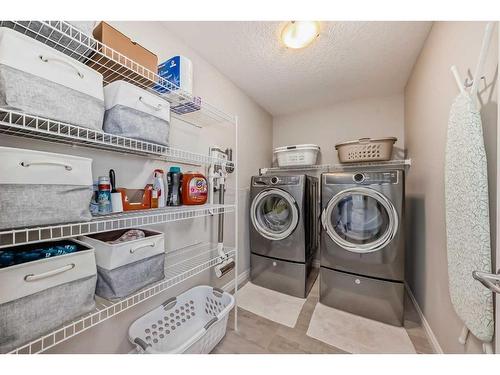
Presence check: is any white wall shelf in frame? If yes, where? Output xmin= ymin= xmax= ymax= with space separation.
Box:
xmin=0 ymin=204 xmax=235 ymax=249
xmin=0 ymin=21 xmax=236 ymax=127
xmin=259 ymin=160 xmax=411 ymax=174
xmin=8 ymin=243 xmax=236 ymax=354
xmin=0 ymin=109 xmax=235 ymax=168
xmin=259 ymin=164 xmax=330 ymax=175
xmin=329 ymin=159 xmax=412 ymax=171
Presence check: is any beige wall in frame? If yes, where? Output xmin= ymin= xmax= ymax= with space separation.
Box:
xmin=272 ymin=94 xmax=405 ymax=165
xmin=404 ymin=21 xmax=498 ymax=353
xmin=0 ymin=21 xmax=272 ymax=353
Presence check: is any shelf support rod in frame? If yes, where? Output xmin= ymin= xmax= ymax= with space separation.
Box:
xmin=234 ymin=115 xmax=239 ymax=332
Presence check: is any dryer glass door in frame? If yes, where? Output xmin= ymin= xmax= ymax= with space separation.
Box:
xmin=251 ymin=188 xmax=299 ymax=241
xmin=322 ymin=187 xmax=398 ymax=253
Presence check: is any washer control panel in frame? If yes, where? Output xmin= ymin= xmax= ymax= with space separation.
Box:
xmin=324 ymin=170 xmax=400 ymax=185
xmin=252 ymin=175 xmax=301 ymax=186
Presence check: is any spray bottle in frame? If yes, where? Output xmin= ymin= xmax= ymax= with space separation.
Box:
xmin=152 ymin=169 xmax=166 ymax=208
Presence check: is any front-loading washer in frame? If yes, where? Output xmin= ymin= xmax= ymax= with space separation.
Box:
xmin=250 ymin=174 xmax=319 ymax=298
xmin=320 ymin=169 xmax=405 ymax=326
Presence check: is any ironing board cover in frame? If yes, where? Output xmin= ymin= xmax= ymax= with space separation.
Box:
xmin=445 ymin=91 xmax=494 ymax=342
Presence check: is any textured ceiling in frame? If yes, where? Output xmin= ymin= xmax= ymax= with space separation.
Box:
xmin=162 ymin=21 xmax=432 ymax=116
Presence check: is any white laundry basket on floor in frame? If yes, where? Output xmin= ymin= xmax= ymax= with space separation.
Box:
xmin=128 ymin=285 xmax=234 ymax=354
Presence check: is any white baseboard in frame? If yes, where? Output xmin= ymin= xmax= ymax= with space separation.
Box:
xmin=405 ymin=283 xmax=444 ymax=354
xmin=221 ymin=268 xmax=250 ymax=293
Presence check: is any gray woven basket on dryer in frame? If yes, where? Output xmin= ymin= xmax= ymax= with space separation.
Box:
xmin=335 ymin=137 xmax=397 ymax=163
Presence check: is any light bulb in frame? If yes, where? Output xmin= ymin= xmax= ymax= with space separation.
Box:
xmin=281 ymin=21 xmax=320 ymax=49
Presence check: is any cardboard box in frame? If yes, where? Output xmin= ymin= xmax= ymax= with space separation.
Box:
xmin=88 ymin=22 xmax=158 ymax=86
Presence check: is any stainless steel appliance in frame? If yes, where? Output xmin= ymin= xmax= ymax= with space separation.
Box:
xmin=250 ymin=174 xmax=319 ymax=298
xmin=320 ymin=169 xmax=405 ymax=326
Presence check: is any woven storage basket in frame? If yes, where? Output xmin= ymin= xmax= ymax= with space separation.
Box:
xmin=335 ymin=137 xmax=397 ymax=163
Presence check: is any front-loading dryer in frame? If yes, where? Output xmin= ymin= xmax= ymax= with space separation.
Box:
xmin=250 ymin=174 xmax=319 ymax=298
xmin=320 ymin=169 xmax=405 ymax=326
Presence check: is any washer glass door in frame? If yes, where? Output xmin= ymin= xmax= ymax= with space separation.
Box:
xmin=251 ymin=188 xmax=299 ymax=241
xmin=323 ymin=187 xmax=398 ymax=253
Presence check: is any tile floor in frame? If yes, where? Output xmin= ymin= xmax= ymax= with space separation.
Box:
xmin=213 ymin=280 xmax=434 ymax=354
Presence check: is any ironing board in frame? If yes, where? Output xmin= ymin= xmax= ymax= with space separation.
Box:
xmin=444 ymin=91 xmax=494 ymax=343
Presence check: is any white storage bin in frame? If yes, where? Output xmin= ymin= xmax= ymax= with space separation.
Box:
xmin=0 ymin=239 xmax=97 ymax=353
xmin=80 ymin=229 xmax=165 ymax=301
xmin=129 ymin=286 xmax=234 ymax=354
xmin=274 ymin=144 xmax=320 ymax=167
xmin=103 ymin=80 xmax=171 ymax=146
xmin=0 ymin=146 xmax=93 ymax=230
xmin=0 ymin=27 xmax=105 ymax=130
xmin=0 ymin=21 xmax=97 ymax=62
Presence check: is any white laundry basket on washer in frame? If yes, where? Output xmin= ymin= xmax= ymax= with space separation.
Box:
xmin=128 ymin=285 xmax=234 ymax=354
xmin=273 ymin=144 xmax=320 ymax=167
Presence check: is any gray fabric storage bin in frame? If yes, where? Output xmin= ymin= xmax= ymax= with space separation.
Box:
xmin=0 ymin=27 xmax=105 ymax=131
xmin=0 ymin=146 xmax=93 ymax=230
xmin=0 ymin=184 xmax=93 ymax=230
xmin=80 ymin=229 xmax=166 ymax=302
xmin=0 ymin=21 xmax=97 ymax=63
xmin=0 ymin=275 xmax=97 ymax=353
xmin=0 ymin=64 xmax=104 ymax=131
xmin=96 ymin=253 xmax=165 ymax=301
xmin=103 ymin=105 xmax=170 ymax=145
xmin=103 ymin=80 xmax=170 ymax=146
xmin=0 ymin=239 xmax=97 ymax=353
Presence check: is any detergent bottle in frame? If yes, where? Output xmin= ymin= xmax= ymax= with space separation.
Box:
xmin=167 ymin=167 xmax=182 ymax=206
xmin=182 ymin=172 xmax=208 ymax=205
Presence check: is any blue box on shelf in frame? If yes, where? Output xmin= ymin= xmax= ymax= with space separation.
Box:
xmin=154 ymin=56 xmax=200 ymax=114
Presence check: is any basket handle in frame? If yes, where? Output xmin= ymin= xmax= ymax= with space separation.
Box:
xmin=204 ymin=317 xmax=218 ymax=330
xmin=139 ymin=96 xmax=163 ymax=111
xmin=129 ymin=241 xmax=156 ymax=254
xmin=20 ymin=161 xmax=73 ymax=171
xmin=24 ymin=263 xmax=75 ymax=282
xmin=358 ymin=138 xmax=372 ymax=144
xmin=39 ymin=55 xmax=85 ymax=79
xmin=133 ymin=337 xmax=151 ymax=351
xmin=162 ymin=297 xmax=177 ymax=310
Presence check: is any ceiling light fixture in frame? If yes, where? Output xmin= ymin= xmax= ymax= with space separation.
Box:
xmin=281 ymin=21 xmax=320 ymax=49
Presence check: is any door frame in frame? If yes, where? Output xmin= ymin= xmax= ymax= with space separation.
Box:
xmin=495 ymin=25 xmax=500 ymax=353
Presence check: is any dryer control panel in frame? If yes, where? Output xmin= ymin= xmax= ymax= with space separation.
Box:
xmin=252 ymin=175 xmax=301 ymax=186
xmin=324 ymin=170 xmax=400 ymax=185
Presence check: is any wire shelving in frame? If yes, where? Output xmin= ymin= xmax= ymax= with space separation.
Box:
xmin=8 ymin=243 xmax=235 ymax=354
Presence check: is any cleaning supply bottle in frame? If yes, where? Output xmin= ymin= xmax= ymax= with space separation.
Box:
xmin=97 ymin=176 xmax=112 ymax=214
xmin=182 ymin=172 xmax=208 ymax=205
xmin=167 ymin=166 xmax=182 ymax=206
xmin=152 ymin=169 xmax=166 ymax=208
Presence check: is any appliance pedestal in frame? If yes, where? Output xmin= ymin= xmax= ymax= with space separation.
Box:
xmin=319 ymin=267 xmax=404 ymax=326
xmin=250 ymin=253 xmax=318 ymax=298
